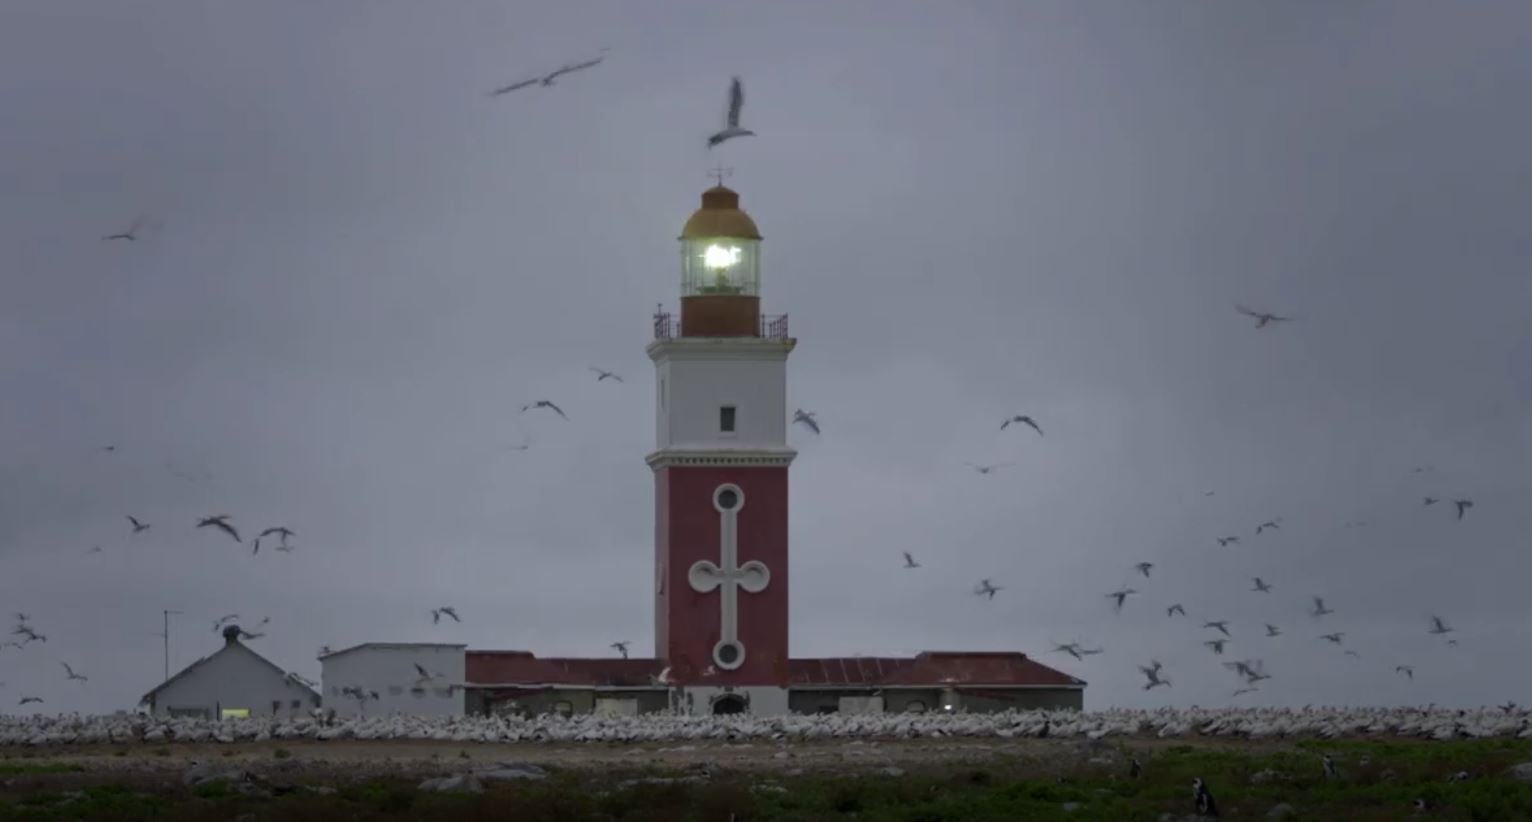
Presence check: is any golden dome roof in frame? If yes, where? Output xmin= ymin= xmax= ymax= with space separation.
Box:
xmin=679 ymin=185 xmax=762 ymax=240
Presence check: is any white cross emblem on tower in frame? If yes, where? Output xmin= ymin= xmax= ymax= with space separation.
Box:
xmin=688 ymin=483 xmax=770 ymax=670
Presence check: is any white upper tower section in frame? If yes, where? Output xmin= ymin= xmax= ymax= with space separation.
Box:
xmin=646 ymin=184 xmax=796 ymax=468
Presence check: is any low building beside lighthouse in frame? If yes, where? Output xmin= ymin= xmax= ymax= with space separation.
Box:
xmin=314 ymin=182 xmax=1085 ymax=717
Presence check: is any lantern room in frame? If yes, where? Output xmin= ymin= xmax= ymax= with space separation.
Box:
xmin=678 ymin=185 xmax=764 ymax=337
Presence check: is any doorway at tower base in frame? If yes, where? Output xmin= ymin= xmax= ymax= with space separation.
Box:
xmin=670 ymin=686 xmax=791 ymax=717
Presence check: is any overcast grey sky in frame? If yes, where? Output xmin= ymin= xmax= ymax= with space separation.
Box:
xmin=2 ymin=0 xmax=1530 ymax=715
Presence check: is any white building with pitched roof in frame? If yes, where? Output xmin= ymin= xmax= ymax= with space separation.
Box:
xmin=140 ymin=625 xmax=320 ymax=720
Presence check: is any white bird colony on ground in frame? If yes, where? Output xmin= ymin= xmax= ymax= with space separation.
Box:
xmin=1 ymin=706 xmax=1529 ymax=747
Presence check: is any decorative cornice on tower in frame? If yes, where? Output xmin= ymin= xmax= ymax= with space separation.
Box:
xmin=646 ymin=335 xmax=796 ymax=363
xmin=646 ymin=448 xmax=798 ymax=470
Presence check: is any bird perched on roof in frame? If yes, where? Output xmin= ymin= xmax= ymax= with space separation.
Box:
xmin=1001 ymin=415 xmax=1043 ymax=435
xmin=1452 ymin=499 xmax=1473 ymax=520
xmin=901 ymin=551 xmax=920 ymax=569
xmin=590 ymin=367 xmax=623 ymax=382
xmin=707 ymin=76 xmax=756 ymax=148
xmin=126 ymin=515 xmax=150 ymax=534
xmin=489 ymin=50 xmax=608 ymax=96
xmin=1251 ymin=577 xmax=1272 ymax=593
xmin=1203 ymin=620 xmax=1231 ymax=637
xmin=1108 ymin=588 xmax=1138 ymax=612
xmin=431 ymin=607 xmax=461 ymax=624
xmin=1167 ymin=603 xmax=1186 ymax=617
xmin=1236 ymin=304 xmax=1294 ymax=328
xmin=792 ymin=409 xmax=819 ymax=434
xmin=973 ymin=579 xmax=1003 ymax=600
xmin=1140 ymin=661 xmax=1170 ymax=690
xmin=1134 ymin=562 xmax=1153 ymax=578
xmin=61 ymin=662 xmax=87 ymax=682
xmin=520 ymin=400 xmax=568 ymax=420
xmin=196 ymin=514 xmax=241 ymax=543
xmin=610 ymin=641 xmax=631 ymax=659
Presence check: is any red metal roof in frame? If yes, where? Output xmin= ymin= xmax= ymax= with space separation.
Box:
xmin=466 ymin=650 xmax=1082 ymax=689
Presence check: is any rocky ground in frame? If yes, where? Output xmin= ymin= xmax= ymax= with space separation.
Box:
xmin=3 ymin=736 xmax=1532 ymax=819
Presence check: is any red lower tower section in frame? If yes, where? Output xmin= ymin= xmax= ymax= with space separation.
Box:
xmin=654 ymin=465 xmax=789 ymax=686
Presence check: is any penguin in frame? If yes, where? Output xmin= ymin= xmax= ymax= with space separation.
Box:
xmin=1192 ymin=777 xmax=1219 ymax=817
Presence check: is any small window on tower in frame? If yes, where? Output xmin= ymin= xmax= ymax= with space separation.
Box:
xmin=719 ymin=405 xmax=737 ymax=433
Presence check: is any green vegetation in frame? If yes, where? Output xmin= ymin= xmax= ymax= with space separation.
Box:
xmin=0 ymin=739 xmax=1528 ymax=820
xmin=0 ymin=764 xmax=81 ymax=776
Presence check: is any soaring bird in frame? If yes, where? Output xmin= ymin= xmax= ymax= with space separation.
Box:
xmin=1167 ymin=603 xmax=1186 ymax=617
xmin=610 ymin=641 xmax=631 ymax=659
xmin=432 ymin=607 xmax=462 ymax=624
xmin=1139 ymin=661 xmax=1170 ymax=690
xmin=61 ymin=662 xmax=87 ymax=682
xmin=1251 ymin=577 xmax=1272 ymax=593
xmin=1255 ymin=520 xmax=1281 ymax=534
xmin=966 ymin=462 xmax=1012 ymax=475
xmin=1265 ymin=624 xmax=1282 ymax=637
xmin=18 ymin=696 xmax=43 ymax=706
xmin=1216 ymin=536 xmax=1240 ymax=547
xmin=1423 ymin=497 xmax=1439 ymax=506
xmin=792 ymin=409 xmax=819 ymax=434
xmin=413 ymin=662 xmax=444 ymax=684
xmin=1203 ymin=639 xmax=1228 ymax=655
xmin=1203 ymin=620 xmax=1231 ymax=637
xmin=196 ymin=514 xmax=241 ymax=543
xmin=1053 ymin=642 xmax=1084 ymax=660
xmin=490 ymin=51 xmax=607 ymax=96
xmin=1344 ymin=650 xmax=1362 ymax=659
xmin=12 ymin=626 xmax=45 ymax=644
xmin=1428 ymin=615 xmax=1454 ymax=636
xmin=259 ymin=526 xmax=295 ymax=546
xmin=237 ymin=629 xmax=264 ymax=641
xmin=1108 ymin=588 xmax=1138 ymax=611
xmin=1233 ymin=686 xmax=1259 ymax=697
xmin=126 ymin=515 xmax=150 ymax=534
xmin=1310 ymin=596 xmax=1335 ymax=617
xmin=1452 ymin=499 xmax=1473 ymax=520
xmin=1235 ymin=304 xmax=1295 ymax=328
xmin=706 ymin=76 xmax=756 ymax=148
xmin=102 ymin=214 xmax=148 ymax=242
xmin=1000 ymin=415 xmax=1043 ymax=436
xmin=1134 ymin=562 xmax=1154 ymax=578
xmin=1319 ymin=632 xmax=1346 ymax=644
xmin=590 ymin=367 xmax=623 ymax=382
xmin=973 ymin=579 xmax=1003 ymax=600
xmin=520 ymin=400 xmax=568 ymax=420
xmin=901 ymin=551 xmax=920 ymax=569
xmin=1078 ymin=646 xmax=1104 ymax=657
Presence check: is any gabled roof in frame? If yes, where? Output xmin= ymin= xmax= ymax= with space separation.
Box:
xmin=140 ymin=640 xmax=321 ymax=705
xmin=318 ymin=642 xmax=468 ymax=661
xmin=463 ymin=650 xmax=1083 ymax=690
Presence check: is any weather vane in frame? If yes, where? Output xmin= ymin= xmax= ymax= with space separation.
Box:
xmin=708 ymin=166 xmax=734 ymax=187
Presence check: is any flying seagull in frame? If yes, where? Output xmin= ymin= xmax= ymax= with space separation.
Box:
xmin=1428 ymin=615 xmax=1454 ymax=636
xmin=1233 ymin=686 xmax=1259 ymax=697
xmin=489 ymin=50 xmax=608 ymax=96
xmin=1255 ymin=520 xmax=1281 ymax=534
xmin=126 ymin=515 xmax=150 ymax=534
xmin=1053 ymin=642 xmax=1084 ymax=660
xmin=18 ymin=696 xmax=43 ymax=706
xmin=61 ymin=662 xmax=87 ymax=682
xmin=1235 ymin=304 xmax=1295 ymax=328
xmin=1216 ymin=536 xmax=1240 ymax=547
xmin=1139 ymin=660 xmax=1170 ymax=690
xmin=1251 ymin=577 xmax=1272 ymax=593
xmin=590 ymin=368 xmax=623 ymax=383
xmin=102 ymin=214 xmax=149 ymax=242
xmin=1001 ymin=415 xmax=1043 ymax=435
xmin=259 ymin=526 xmax=295 ymax=546
xmin=1310 ymin=596 xmax=1334 ymax=617
xmin=1167 ymin=603 xmax=1186 ymax=617
xmin=966 ymin=462 xmax=1012 ymax=475
xmin=706 ymin=76 xmax=755 ymax=148
xmin=1203 ymin=639 xmax=1229 ymax=655
xmin=901 ymin=551 xmax=920 ymax=569
xmin=1265 ymin=623 xmax=1282 ymax=637
xmin=1319 ymin=632 xmax=1346 ymax=645
xmin=196 ymin=514 xmax=241 ymax=543
xmin=792 ymin=409 xmax=819 ymax=434
xmin=610 ymin=641 xmax=631 ymax=659
xmin=1203 ymin=620 xmax=1231 ymax=637
xmin=520 ymin=400 xmax=568 ymax=420
xmin=1452 ymin=499 xmax=1473 ymax=520
xmin=973 ymin=579 xmax=1003 ymax=600
xmin=237 ymin=629 xmax=264 ymax=641
xmin=412 ymin=662 xmax=444 ymax=684
xmin=1107 ymin=588 xmax=1138 ymax=612
xmin=1134 ymin=562 xmax=1154 ymax=578
xmin=1423 ymin=496 xmax=1439 ymax=506
xmin=432 ymin=606 xmax=462 ymax=624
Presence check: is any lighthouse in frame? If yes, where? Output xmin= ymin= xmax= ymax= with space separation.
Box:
xmin=647 ymin=183 xmax=796 ymax=715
